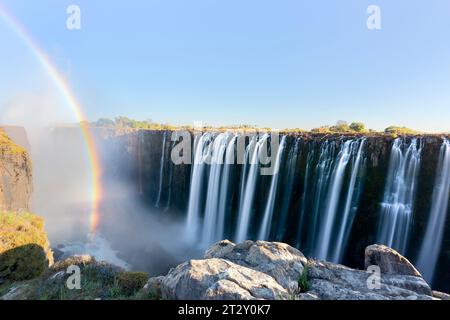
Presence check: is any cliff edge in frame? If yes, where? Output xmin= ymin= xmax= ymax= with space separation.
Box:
xmin=0 ymin=129 xmax=32 ymax=212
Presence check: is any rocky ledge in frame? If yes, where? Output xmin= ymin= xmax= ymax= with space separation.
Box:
xmin=145 ymin=240 xmax=450 ymax=300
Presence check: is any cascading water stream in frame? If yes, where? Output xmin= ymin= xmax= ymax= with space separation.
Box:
xmin=237 ymin=136 xmax=256 ymax=216
xmin=155 ymin=131 xmax=167 ymax=207
xmin=235 ymin=134 xmax=269 ymax=243
xmin=377 ymin=138 xmax=422 ymax=254
xmin=307 ymin=141 xmax=337 ymax=253
xmin=416 ymin=139 xmax=450 ymax=283
xmin=258 ymin=136 xmax=286 ymax=240
xmin=315 ymin=140 xmax=353 ymax=260
xmin=331 ymin=139 xmax=366 ymax=262
xmin=216 ymin=135 xmax=237 ymax=240
xmin=202 ymin=134 xmax=229 ymax=245
xmin=185 ymin=133 xmax=209 ymax=242
xmin=276 ymin=139 xmax=299 ymax=241
xmin=296 ymin=144 xmax=314 ymax=248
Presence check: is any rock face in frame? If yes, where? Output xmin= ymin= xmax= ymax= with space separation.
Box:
xmin=364 ymin=244 xmax=422 ymax=277
xmin=147 ymin=240 xmax=443 ymax=300
xmin=0 ymin=129 xmax=32 ymax=212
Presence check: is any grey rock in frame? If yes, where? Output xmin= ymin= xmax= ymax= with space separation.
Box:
xmin=433 ymin=290 xmax=450 ymax=300
xmin=365 ymin=244 xmax=422 ymax=277
xmin=143 ymin=276 xmax=165 ymax=299
xmin=160 ymin=258 xmax=288 ymax=300
xmin=205 ymin=240 xmax=307 ymax=293
xmin=308 ymin=259 xmax=432 ymax=300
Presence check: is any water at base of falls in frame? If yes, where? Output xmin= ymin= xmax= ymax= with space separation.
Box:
xmin=57 ymin=233 xmax=130 ymax=269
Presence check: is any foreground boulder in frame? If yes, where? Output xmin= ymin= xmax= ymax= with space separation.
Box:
xmin=205 ymin=240 xmax=307 ymax=293
xmin=308 ymin=259 xmax=432 ymax=300
xmin=149 ymin=240 xmax=443 ymax=300
xmin=365 ymin=244 xmax=422 ymax=277
xmin=161 ymin=258 xmax=288 ymax=300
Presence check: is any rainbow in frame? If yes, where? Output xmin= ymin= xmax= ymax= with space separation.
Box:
xmin=0 ymin=3 xmax=102 ymax=233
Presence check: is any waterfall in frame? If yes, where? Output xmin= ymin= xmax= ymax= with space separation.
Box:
xmin=165 ymin=137 xmax=176 ymax=209
xmin=258 ymin=136 xmax=286 ymax=240
xmin=185 ymin=133 xmax=209 ymax=242
xmin=296 ymin=144 xmax=314 ymax=248
xmin=176 ymin=133 xmax=448 ymax=284
xmin=377 ymin=138 xmax=422 ymax=254
xmin=138 ymin=131 xmax=143 ymax=195
xmin=307 ymin=141 xmax=337 ymax=253
xmin=237 ymin=136 xmax=256 ymax=216
xmin=416 ymin=139 xmax=450 ymax=283
xmin=331 ymin=139 xmax=366 ymax=262
xmin=315 ymin=140 xmax=353 ymax=260
xmin=216 ymin=135 xmax=237 ymax=240
xmin=235 ymin=134 xmax=269 ymax=243
xmin=202 ymin=134 xmax=229 ymax=245
xmin=276 ymin=139 xmax=299 ymax=241
xmin=155 ymin=131 xmax=167 ymax=207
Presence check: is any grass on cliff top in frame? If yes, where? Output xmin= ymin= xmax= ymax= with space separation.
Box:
xmin=0 ymin=255 xmax=154 ymax=300
xmin=0 ymin=129 xmax=26 ymax=155
xmin=0 ymin=212 xmax=54 ymax=281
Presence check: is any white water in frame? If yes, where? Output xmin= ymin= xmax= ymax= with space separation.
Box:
xmin=59 ymin=233 xmax=130 ymax=269
xmin=315 ymin=140 xmax=353 ymax=260
xmin=331 ymin=139 xmax=366 ymax=262
xmin=216 ymin=135 xmax=237 ymax=240
xmin=308 ymin=141 xmax=337 ymax=252
xmin=235 ymin=134 xmax=269 ymax=243
xmin=377 ymin=138 xmax=422 ymax=254
xmin=258 ymin=136 xmax=286 ymax=240
xmin=276 ymin=139 xmax=299 ymax=241
xmin=237 ymin=136 xmax=256 ymax=216
xmin=296 ymin=146 xmax=314 ymax=248
xmin=202 ymin=134 xmax=229 ymax=245
xmin=155 ymin=131 xmax=167 ymax=207
xmin=185 ymin=134 xmax=209 ymax=242
xmin=416 ymin=139 xmax=450 ymax=283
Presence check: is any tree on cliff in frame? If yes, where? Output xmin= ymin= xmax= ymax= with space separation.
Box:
xmin=350 ymin=122 xmax=366 ymax=132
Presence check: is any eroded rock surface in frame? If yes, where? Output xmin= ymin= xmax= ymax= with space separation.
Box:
xmin=160 ymin=258 xmax=288 ymax=300
xmin=153 ymin=241 xmax=443 ymax=300
xmin=205 ymin=240 xmax=307 ymax=293
xmin=365 ymin=244 xmax=422 ymax=277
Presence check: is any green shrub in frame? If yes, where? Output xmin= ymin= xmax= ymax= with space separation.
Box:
xmin=116 ymin=272 xmax=149 ymax=296
xmin=384 ymin=126 xmax=419 ymax=136
xmin=350 ymin=122 xmax=366 ymax=132
xmin=298 ymin=266 xmax=310 ymax=293
xmin=0 ymin=212 xmax=53 ymax=281
xmin=0 ymin=129 xmax=26 ymax=155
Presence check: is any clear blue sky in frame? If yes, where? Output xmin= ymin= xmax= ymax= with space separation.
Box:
xmin=1 ymin=0 xmax=450 ymax=132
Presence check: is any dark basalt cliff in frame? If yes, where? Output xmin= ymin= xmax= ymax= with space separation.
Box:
xmin=0 ymin=128 xmax=32 ymax=212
